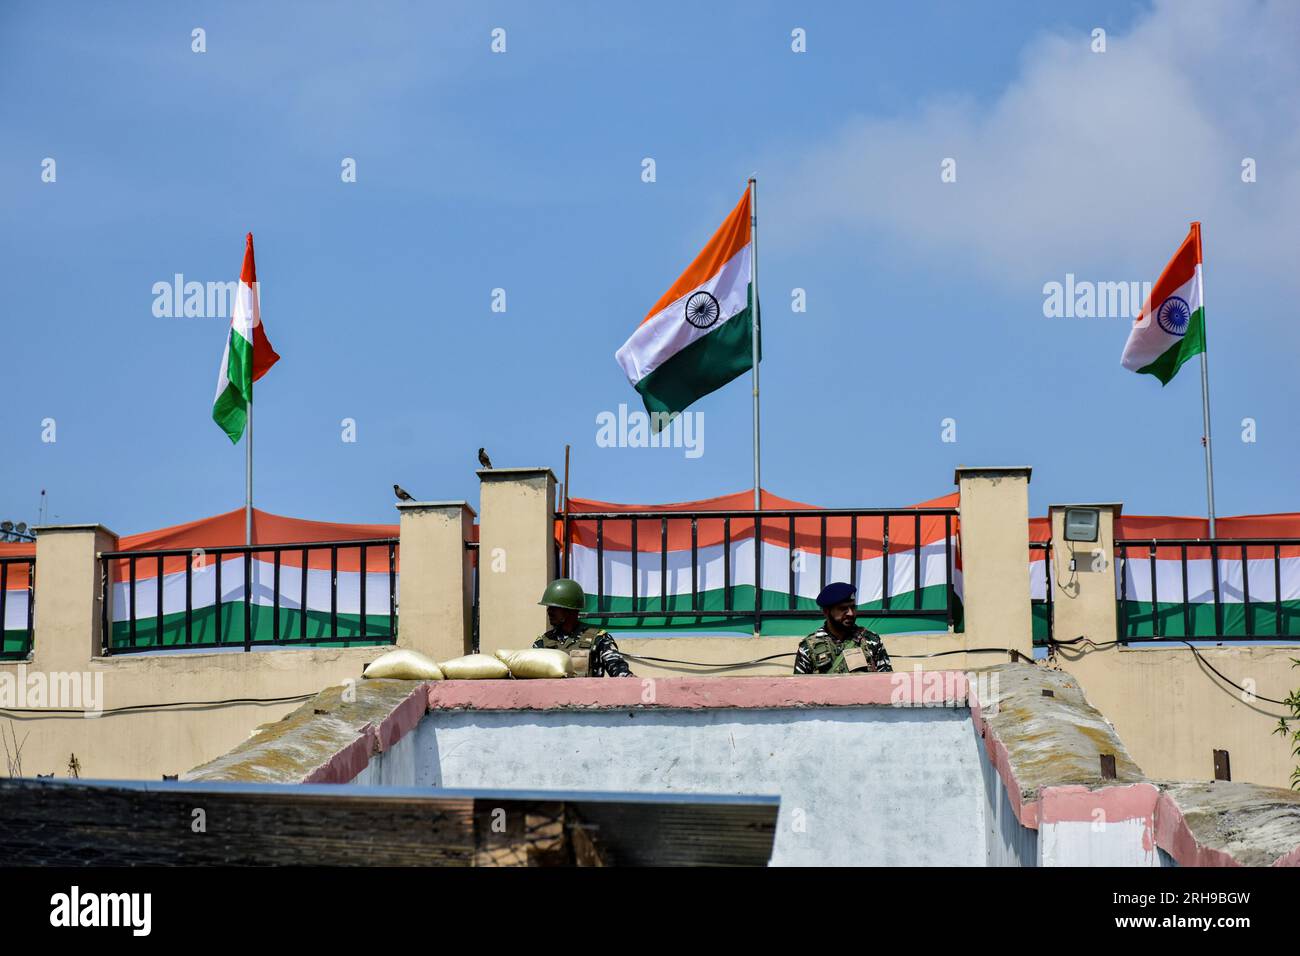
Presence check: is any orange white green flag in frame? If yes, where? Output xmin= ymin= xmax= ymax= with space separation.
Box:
xmin=616 ymin=186 xmax=757 ymax=420
xmin=1121 ymin=222 xmax=1206 ymax=384
xmin=212 ymin=233 xmax=280 ymax=443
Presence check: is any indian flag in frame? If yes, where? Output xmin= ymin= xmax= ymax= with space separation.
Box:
xmin=1121 ymin=222 xmax=1205 ymax=384
xmin=616 ymin=185 xmax=756 ymax=420
xmin=213 ymin=233 xmax=280 ymax=443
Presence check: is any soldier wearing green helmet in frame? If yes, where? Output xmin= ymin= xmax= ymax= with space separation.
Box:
xmin=533 ymin=578 xmax=634 ymax=677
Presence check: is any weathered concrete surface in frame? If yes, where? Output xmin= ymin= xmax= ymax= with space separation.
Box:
xmin=969 ymin=664 xmax=1156 ymax=864
xmin=1155 ymin=781 xmax=1300 ymax=867
xmin=974 ymin=663 xmax=1145 ymax=803
xmin=184 ymin=679 xmax=429 ymax=784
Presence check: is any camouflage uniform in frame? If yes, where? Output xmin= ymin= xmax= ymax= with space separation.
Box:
xmin=793 ymin=625 xmax=892 ymax=675
xmin=534 ymin=625 xmax=634 ymax=678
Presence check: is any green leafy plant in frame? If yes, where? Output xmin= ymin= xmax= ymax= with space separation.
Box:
xmin=1272 ymin=657 xmax=1300 ymax=790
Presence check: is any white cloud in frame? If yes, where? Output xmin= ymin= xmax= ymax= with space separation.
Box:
xmin=774 ymin=0 xmax=1300 ymax=292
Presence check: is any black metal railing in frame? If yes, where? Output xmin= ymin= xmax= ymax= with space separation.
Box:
xmin=99 ymin=539 xmax=398 ymax=655
xmin=1116 ymin=537 xmax=1300 ymax=642
xmin=0 ymin=557 xmax=36 ymax=660
xmin=1029 ymin=540 xmax=1053 ymax=646
xmin=561 ymin=507 xmax=959 ymax=634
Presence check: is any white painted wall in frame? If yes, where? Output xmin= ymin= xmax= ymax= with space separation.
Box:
xmin=349 ymin=706 xmax=1167 ymax=867
xmin=389 ymin=706 xmax=987 ymax=866
xmin=977 ymin=725 xmax=1039 ymax=867
xmin=352 ymin=726 xmax=420 ymax=788
xmin=1039 ymin=819 xmax=1159 ymax=867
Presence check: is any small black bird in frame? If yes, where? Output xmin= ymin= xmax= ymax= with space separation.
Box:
xmin=393 ymin=484 xmax=415 ymax=502
xmin=478 ymin=447 xmax=493 ymax=469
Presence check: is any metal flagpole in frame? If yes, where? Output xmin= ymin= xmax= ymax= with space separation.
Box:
xmin=245 ymin=387 xmax=253 ymax=546
xmin=749 ymin=177 xmax=761 ymax=512
xmin=1194 ymin=221 xmax=1216 ymax=537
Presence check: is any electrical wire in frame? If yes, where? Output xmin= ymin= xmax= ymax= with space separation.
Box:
xmin=1049 ymin=634 xmax=1294 ymax=707
xmin=622 ymin=652 xmax=794 ymax=668
xmin=0 ymin=692 xmax=317 ymax=718
xmin=1178 ymin=640 xmax=1294 ymax=707
xmin=622 ymin=645 xmax=1033 ymax=669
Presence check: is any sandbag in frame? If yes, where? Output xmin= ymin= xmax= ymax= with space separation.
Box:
xmin=440 ymin=653 xmax=511 ymax=680
xmin=495 ymin=647 xmax=572 ymax=679
xmin=362 ymin=649 xmax=444 ymax=681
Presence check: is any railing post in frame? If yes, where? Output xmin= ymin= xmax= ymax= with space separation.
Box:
xmin=954 ymin=466 xmax=1033 ymax=662
xmin=1047 ymin=503 xmax=1123 ymax=650
xmin=477 ymin=467 xmax=556 ymax=659
xmin=31 ymin=524 xmax=119 ymax=670
xmin=395 ymin=501 xmax=476 ymax=662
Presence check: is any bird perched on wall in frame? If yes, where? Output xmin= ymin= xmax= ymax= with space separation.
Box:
xmin=393 ymin=484 xmax=415 ymax=502
xmin=478 ymin=447 xmax=493 ymax=469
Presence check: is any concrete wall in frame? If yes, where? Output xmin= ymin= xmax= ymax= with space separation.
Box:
xmin=955 ymin=467 xmax=1033 ymax=660
xmin=1047 ymin=501 xmax=1300 ymax=790
xmin=353 ymin=722 xmax=420 ymax=788
xmin=978 ymin=723 xmax=1039 ymax=867
xmin=396 ymin=501 xmax=475 ymax=661
xmin=410 ymin=706 xmax=986 ymax=866
xmin=476 ymin=468 xmax=556 ymax=657
xmin=5 ymin=515 xmax=467 ymax=781
xmin=1058 ymin=643 xmax=1300 ymax=790
xmin=191 ymin=668 xmax=1300 ymax=867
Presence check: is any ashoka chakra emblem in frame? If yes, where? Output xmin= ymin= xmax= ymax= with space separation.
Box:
xmin=1156 ymin=295 xmax=1191 ymax=337
xmin=684 ymin=291 xmax=721 ymax=329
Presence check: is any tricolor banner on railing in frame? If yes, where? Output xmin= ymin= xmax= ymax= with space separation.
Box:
xmin=0 ymin=545 xmax=35 ymax=657
xmin=559 ymin=490 xmax=962 ymax=635
xmin=1116 ymin=514 xmax=1300 ymax=640
xmin=1028 ymin=517 xmax=1054 ymax=645
xmin=105 ymin=509 xmax=399 ymax=650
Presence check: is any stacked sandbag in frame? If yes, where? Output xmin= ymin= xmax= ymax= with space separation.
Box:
xmin=495 ymin=647 xmax=572 ymax=679
xmin=361 ymin=648 xmax=445 ymax=680
xmin=439 ymin=653 xmax=512 ymax=680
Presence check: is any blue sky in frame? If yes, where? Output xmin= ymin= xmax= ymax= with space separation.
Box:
xmin=2 ymin=0 xmax=1297 ymax=534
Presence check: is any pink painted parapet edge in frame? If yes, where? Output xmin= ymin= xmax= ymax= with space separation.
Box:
xmin=304 ymin=682 xmax=432 ymax=785
xmin=1153 ymin=790 xmax=1241 ymax=868
xmin=424 ymin=672 xmax=967 ymax=711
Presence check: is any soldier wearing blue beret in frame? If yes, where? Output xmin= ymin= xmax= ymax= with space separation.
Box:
xmin=793 ymin=582 xmax=892 ymax=675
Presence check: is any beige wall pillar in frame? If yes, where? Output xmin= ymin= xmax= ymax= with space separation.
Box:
xmin=954 ymin=466 xmax=1033 ymax=660
xmin=31 ymin=524 xmax=118 ymax=671
xmin=477 ymin=467 xmax=556 ymax=657
xmin=396 ymin=501 xmax=475 ymax=661
xmin=1047 ymin=503 xmax=1122 ymax=648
